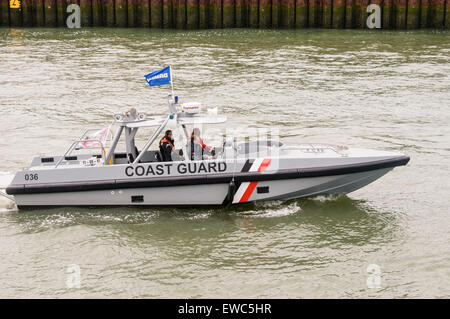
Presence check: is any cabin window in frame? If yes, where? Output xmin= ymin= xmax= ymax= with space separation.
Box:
xmin=131 ymin=195 xmax=144 ymax=203
xmin=41 ymin=157 xmax=55 ymax=163
xmin=257 ymin=186 xmax=269 ymax=194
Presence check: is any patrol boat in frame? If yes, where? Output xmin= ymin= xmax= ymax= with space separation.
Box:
xmin=0 ymin=95 xmax=410 ymax=209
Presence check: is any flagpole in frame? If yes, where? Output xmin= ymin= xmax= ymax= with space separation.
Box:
xmin=170 ymin=65 xmax=175 ymax=97
xmin=169 ymin=65 xmax=184 ymax=158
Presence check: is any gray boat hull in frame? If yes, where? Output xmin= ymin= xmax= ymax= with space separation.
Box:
xmin=13 ymin=168 xmax=392 ymax=208
xmin=6 ymin=144 xmax=410 ymax=209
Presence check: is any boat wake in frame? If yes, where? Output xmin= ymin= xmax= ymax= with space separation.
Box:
xmin=0 ymin=200 xmax=17 ymax=212
xmin=236 ymin=200 xmax=302 ymax=218
xmin=0 ymin=172 xmax=17 ymax=212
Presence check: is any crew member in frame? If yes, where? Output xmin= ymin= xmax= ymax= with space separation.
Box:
xmin=159 ymin=130 xmax=180 ymax=162
xmin=191 ymin=128 xmax=214 ymax=160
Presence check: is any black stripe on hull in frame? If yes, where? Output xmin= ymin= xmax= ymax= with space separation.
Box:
xmin=221 ymin=159 xmax=254 ymax=205
xmin=17 ymin=203 xmax=241 ymax=210
xmin=6 ymin=156 xmax=410 ymax=196
xmin=240 ymin=159 xmax=254 ymax=173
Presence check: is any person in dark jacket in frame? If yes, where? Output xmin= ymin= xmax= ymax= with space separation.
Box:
xmin=159 ymin=130 xmax=178 ymax=162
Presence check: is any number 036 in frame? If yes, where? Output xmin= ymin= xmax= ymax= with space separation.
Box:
xmin=24 ymin=173 xmax=38 ymax=181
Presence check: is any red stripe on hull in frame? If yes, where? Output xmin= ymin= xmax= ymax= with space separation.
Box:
xmin=239 ymin=182 xmax=258 ymax=203
xmin=239 ymin=158 xmax=272 ymax=203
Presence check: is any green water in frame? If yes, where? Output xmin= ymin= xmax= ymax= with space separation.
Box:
xmin=0 ymin=28 xmax=449 ymax=298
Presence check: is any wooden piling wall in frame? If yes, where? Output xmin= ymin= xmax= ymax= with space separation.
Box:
xmin=0 ymin=0 xmax=448 ymax=29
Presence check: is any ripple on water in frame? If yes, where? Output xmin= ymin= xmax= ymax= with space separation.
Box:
xmin=0 ymin=28 xmax=449 ymax=297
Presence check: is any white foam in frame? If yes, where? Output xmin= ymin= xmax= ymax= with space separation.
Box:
xmin=240 ymin=201 xmax=301 ymax=218
xmin=310 ymin=195 xmax=340 ymax=203
xmin=0 ymin=198 xmax=17 ymax=212
xmin=0 ymin=173 xmax=14 ymax=189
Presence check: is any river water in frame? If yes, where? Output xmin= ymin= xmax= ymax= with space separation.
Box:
xmin=0 ymin=28 xmax=449 ymax=298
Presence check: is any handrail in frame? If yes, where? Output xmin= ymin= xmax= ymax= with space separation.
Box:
xmin=77 ymin=122 xmax=114 ymax=145
xmin=282 ymin=145 xmax=344 ymax=155
xmin=78 ymin=128 xmax=104 ymax=139
xmin=54 ymin=139 xmax=106 ymax=168
xmin=78 ymin=126 xmax=114 ymax=145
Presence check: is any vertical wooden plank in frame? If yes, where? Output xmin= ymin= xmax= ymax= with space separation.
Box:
xmin=272 ymin=0 xmax=280 ymax=27
xmin=392 ymin=0 xmax=406 ymax=29
xmin=0 ymin=0 xmax=3 ymax=26
xmin=135 ymin=0 xmax=144 ymax=27
xmin=44 ymin=0 xmax=57 ymax=26
xmin=175 ymin=0 xmax=186 ymax=28
xmin=80 ymin=0 xmax=92 ymax=27
xmin=280 ymin=0 xmax=289 ymax=27
xmin=223 ymin=0 xmax=234 ymax=27
xmin=353 ymin=0 xmax=369 ymax=28
xmin=382 ymin=0 xmax=393 ymax=28
xmin=186 ymin=0 xmax=198 ymax=28
xmin=135 ymin=0 xmax=147 ymax=27
xmin=353 ymin=0 xmax=362 ymax=28
xmin=309 ymin=0 xmax=321 ymax=27
xmin=209 ymin=0 xmax=222 ymax=28
xmin=181 ymin=0 xmax=187 ymax=28
xmin=151 ymin=0 xmax=162 ymax=27
xmin=128 ymin=0 xmax=136 ymax=27
xmin=162 ymin=0 xmax=172 ymax=28
xmin=9 ymin=1 xmax=22 ymax=27
xmin=36 ymin=0 xmax=45 ymax=26
xmin=56 ymin=0 xmax=66 ymax=27
xmin=345 ymin=0 xmax=354 ymax=28
xmin=136 ymin=0 xmax=142 ymax=27
xmin=406 ymin=0 xmax=420 ymax=28
xmin=103 ymin=0 xmax=115 ymax=26
xmin=244 ymin=0 xmax=248 ymax=26
xmin=323 ymin=0 xmax=332 ymax=27
xmin=259 ymin=0 xmax=271 ymax=28
xmin=296 ymin=0 xmax=309 ymax=28
xmin=445 ymin=0 xmax=450 ymax=28
xmin=173 ymin=0 xmax=178 ymax=27
xmin=235 ymin=0 xmax=245 ymax=27
xmin=289 ymin=0 xmax=296 ymax=27
xmin=429 ymin=0 xmax=445 ymax=27
xmin=199 ymin=0 xmax=207 ymax=28
xmin=92 ymin=0 xmax=103 ymax=26
xmin=280 ymin=0 xmax=295 ymax=27
xmin=141 ymin=0 xmax=150 ymax=27
xmin=289 ymin=0 xmax=295 ymax=27
xmin=207 ymin=0 xmax=212 ymax=28
xmin=248 ymin=0 xmax=258 ymax=27
xmin=115 ymin=0 xmax=127 ymax=27
xmin=22 ymin=0 xmax=34 ymax=26
xmin=361 ymin=0 xmax=370 ymax=28
xmin=0 ymin=0 xmax=4 ymax=26
xmin=419 ymin=0 xmax=428 ymax=27
xmin=0 ymin=0 xmax=8 ymax=27
xmin=332 ymin=0 xmax=345 ymax=27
